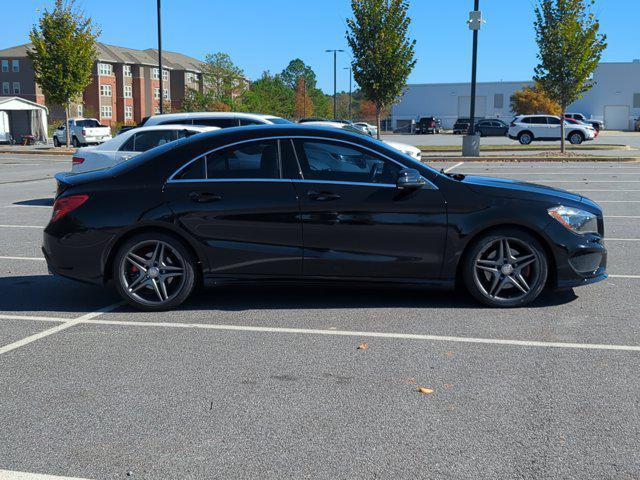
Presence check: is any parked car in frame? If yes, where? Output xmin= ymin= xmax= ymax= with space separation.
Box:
xmin=53 ymin=118 xmax=112 ymax=147
xmin=452 ymin=118 xmax=472 ymax=134
xmin=565 ymin=113 xmax=604 ymax=131
xmin=141 ymin=112 xmax=292 ymax=128
xmin=565 ymin=118 xmax=598 ymax=138
xmin=416 ymin=117 xmax=442 ymax=134
xmin=300 ymin=120 xmax=422 ymax=161
xmin=71 ymin=125 xmax=218 ymax=173
xmin=475 ymin=119 xmax=509 ymax=137
xmin=44 ymin=124 xmax=607 ymax=310
xmin=508 ymin=115 xmax=596 ymax=145
xmin=353 ymin=122 xmax=378 ymax=137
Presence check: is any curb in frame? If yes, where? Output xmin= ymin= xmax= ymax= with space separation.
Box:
xmin=0 ymin=149 xmax=75 ymax=156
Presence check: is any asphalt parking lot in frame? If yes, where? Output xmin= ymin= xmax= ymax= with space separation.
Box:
xmin=1 ymin=153 xmax=639 ymax=479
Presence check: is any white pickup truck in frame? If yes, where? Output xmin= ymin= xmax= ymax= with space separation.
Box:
xmin=53 ymin=118 xmax=112 ymax=147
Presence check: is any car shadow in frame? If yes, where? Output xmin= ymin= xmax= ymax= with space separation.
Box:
xmin=13 ymin=198 xmax=54 ymax=207
xmin=0 ymin=275 xmax=579 ymax=314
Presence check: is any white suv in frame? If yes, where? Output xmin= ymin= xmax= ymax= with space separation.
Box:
xmin=508 ymin=115 xmax=596 ymax=145
xmin=141 ymin=112 xmax=292 ymax=128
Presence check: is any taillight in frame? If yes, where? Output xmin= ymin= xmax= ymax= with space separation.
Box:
xmin=72 ymin=156 xmax=84 ymax=165
xmin=82 ymin=128 xmax=87 ymax=136
xmin=51 ymin=195 xmax=89 ymax=222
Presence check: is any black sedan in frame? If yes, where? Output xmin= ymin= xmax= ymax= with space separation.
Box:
xmin=43 ymin=125 xmax=607 ymax=310
xmin=475 ymin=119 xmax=509 ymax=136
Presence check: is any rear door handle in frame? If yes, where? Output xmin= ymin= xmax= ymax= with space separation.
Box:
xmin=189 ymin=191 xmax=222 ymax=203
xmin=307 ymin=190 xmax=341 ymax=201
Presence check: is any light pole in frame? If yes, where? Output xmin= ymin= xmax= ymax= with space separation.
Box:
xmin=325 ymin=49 xmax=344 ymax=119
xmin=343 ymin=66 xmax=352 ymax=120
xmin=462 ymin=0 xmax=483 ymax=157
xmin=157 ymin=0 xmax=163 ymax=114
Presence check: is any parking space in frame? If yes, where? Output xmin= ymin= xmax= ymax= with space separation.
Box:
xmin=1 ymin=155 xmax=639 ymax=478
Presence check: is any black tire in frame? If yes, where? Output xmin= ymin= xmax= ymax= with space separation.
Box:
xmin=518 ymin=131 xmax=533 ymax=145
xmin=112 ymin=232 xmax=197 ymax=311
xmin=72 ymin=136 xmax=79 ymax=148
xmin=569 ymin=131 xmax=584 ymax=145
xmin=53 ymin=137 xmax=60 ymax=147
xmin=462 ymin=228 xmax=549 ymax=308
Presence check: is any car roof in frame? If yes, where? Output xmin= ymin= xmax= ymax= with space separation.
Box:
xmin=144 ymin=111 xmax=283 ymax=125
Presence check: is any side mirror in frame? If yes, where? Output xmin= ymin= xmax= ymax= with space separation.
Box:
xmin=396 ymin=168 xmax=426 ymax=189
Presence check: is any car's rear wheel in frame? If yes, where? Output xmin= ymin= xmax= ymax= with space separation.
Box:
xmin=569 ymin=132 xmax=584 ymax=145
xmin=113 ymin=233 xmax=196 ymax=311
xmin=518 ymin=132 xmax=533 ymax=145
xmin=53 ymin=137 xmax=60 ymax=147
xmin=463 ymin=229 xmax=548 ymax=307
xmin=72 ymin=136 xmax=79 ymax=147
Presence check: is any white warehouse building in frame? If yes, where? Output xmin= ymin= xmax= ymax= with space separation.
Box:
xmin=391 ymin=60 xmax=640 ymax=131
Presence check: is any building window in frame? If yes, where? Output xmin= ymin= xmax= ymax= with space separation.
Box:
xmin=125 ymin=105 xmax=133 ymax=120
xmin=634 ymin=93 xmax=640 ymax=109
xmin=494 ymin=93 xmax=504 ymax=109
xmin=77 ymin=104 xmax=83 ymax=117
xmin=162 ymin=69 xmax=169 ymax=81
xmin=2 ymin=82 xmax=8 ymax=95
xmin=123 ymin=65 xmax=132 ymax=77
xmin=1 ymin=60 xmax=8 ymax=72
xmin=98 ymin=63 xmax=112 ymax=76
xmin=163 ymin=88 xmax=169 ymax=100
xmin=100 ymin=105 xmax=112 ymax=118
xmin=12 ymin=82 xmax=20 ymax=94
xmin=151 ymin=68 xmax=159 ymax=80
xmin=100 ymin=84 xmax=112 ymax=97
xmin=12 ymin=60 xmax=19 ymax=72
xmin=124 ymin=85 xmax=132 ymax=98
xmin=154 ymin=87 xmax=160 ymax=100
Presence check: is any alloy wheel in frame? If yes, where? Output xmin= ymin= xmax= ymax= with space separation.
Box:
xmin=119 ymin=240 xmax=186 ymax=306
xmin=472 ymin=237 xmax=540 ymax=303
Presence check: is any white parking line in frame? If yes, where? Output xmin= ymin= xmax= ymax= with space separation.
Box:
xmin=606 ymin=238 xmax=640 ymax=241
xmin=595 ymin=200 xmax=640 ymax=203
xmin=0 ymin=224 xmax=43 ymax=229
xmin=443 ymin=162 xmax=464 ymax=173
xmin=606 ymin=215 xmax=640 ymax=219
xmin=83 ymin=319 xmax=640 ymax=352
xmin=609 ymin=274 xmax=640 ymax=279
xmin=0 ymin=303 xmax=121 ymax=356
xmin=0 ymin=256 xmax=46 ymax=261
xmin=0 ymin=469 xmax=91 ymax=480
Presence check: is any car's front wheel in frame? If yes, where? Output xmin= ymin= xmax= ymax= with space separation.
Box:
xmin=569 ymin=132 xmax=584 ymax=145
xmin=113 ymin=233 xmax=196 ymax=311
xmin=463 ymin=229 xmax=548 ymax=307
xmin=518 ymin=132 xmax=533 ymax=145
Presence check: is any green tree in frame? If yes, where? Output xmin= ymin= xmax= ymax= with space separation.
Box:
xmin=240 ymin=71 xmax=294 ymax=118
xmin=28 ymin=0 xmax=100 ymax=146
xmin=533 ymin=0 xmax=607 ymax=152
xmin=346 ymin=0 xmax=416 ymax=138
xmin=202 ymin=52 xmax=246 ymax=110
xmin=280 ymin=58 xmax=317 ymax=91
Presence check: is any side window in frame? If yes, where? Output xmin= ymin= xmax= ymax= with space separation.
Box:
xmin=192 ymin=118 xmax=238 ymax=128
xmin=531 ymin=117 xmax=547 ymax=124
xmin=175 ymin=158 xmax=206 ymax=180
xmin=134 ymin=130 xmax=177 ymax=152
xmin=294 ymin=139 xmax=401 ymax=185
xmin=239 ymin=118 xmax=264 ymax=126
xmin=119 ymin=134 xmax=135 ymax=151
xmin=206 ymin=140 xmax=279 ymax=179
xmin=520 ymin=117 xmax=532 ymax=124
xmin=547 ymin=117 xmax=561 ymax=125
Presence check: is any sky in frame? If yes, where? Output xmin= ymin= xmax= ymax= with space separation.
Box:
xmin=0 ymin=0 xmax=636 ymax=94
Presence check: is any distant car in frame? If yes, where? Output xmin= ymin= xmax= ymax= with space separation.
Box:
xmin=353 ymin=122 xmax=378 ymax=137
xmin=141 ymin=112 xmax=292 ymax=128
xmin=565 ymin=113 xmax=604 ymax=131
xmin=416 ymin=117 xmax=442 ymax=134
xmin=565 ymin=118 xmax=598 ymax=138
xmin=508 ymin=115 xmax=596 ymax=145
xmin=71 ymin=125 xmax=218 ymax=173
xmin=475 ymin=119 xmax=509 ymax=137
xmin=300 ymin=120 xmax=422 ymax=161
xmin=452 ymin=118 xmax=472 ymax=135
xmin=53 ymin=118 xmax=112 ymax=147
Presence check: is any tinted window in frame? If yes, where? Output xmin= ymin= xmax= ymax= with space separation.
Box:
xmin=206 ymin=140 xmax=279 ymax=179
xmin=294 ymin=140 xmax=401 ymax=185
xmin=192 ymin=118 xmax=238 ymax=128
xmin=175 ymin=157 xmax=206 ymax=180
xmin=520 ymin=117 xmax=532 ymax=124
xmin=239 ymin=118 xmax=264 ymax=126
xmin=530 ymin=117 xmax=547 ymax=124
xmin=547 ymin=116 xmax=561 ymax=125
xmin=135 ymin=130 xmax=177 ymax=152
xmin=119 ymin=134 xmax=136 ymax=151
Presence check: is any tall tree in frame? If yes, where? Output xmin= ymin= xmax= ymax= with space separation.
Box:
xmin=280 ymin=59 xmax=317 ymax=91
xmin=202 ymin=52 xmax=246 ymax=110
xmin=346 ymin=0 xmax=416 ymax=138
xmin=294 ymin=76 xmax=314 ymax=119
xmin=28 ymin=0 xmax=100 ymax=146
xmin=533 ymin=0 xmax=607 ymax=152
xmin=511 ymin=83 xmax=562 ymax=115
xmin=240 ymin=71 xmax=294 ymax=118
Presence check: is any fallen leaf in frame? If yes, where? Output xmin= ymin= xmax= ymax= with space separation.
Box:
xmin=416 ymin=386 xmax=434 ymax=395
xmin=357 ymin=342 xmax=369 ymax=350
xmin=443 ymin=383 xmax=454 ymax=390
xmin=444 ymin=351 xmax=454 ymax=358
xmin=405 ymin=378 xmax=417 ymax=385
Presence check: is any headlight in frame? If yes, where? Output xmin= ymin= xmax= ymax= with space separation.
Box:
xmin=547 ymin=205 xmax=598 ymax=234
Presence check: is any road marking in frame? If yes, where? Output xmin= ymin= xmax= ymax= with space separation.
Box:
xmin=522 ymin=180 xmax=640 ymax=183
xmin=606 ymin=238 xmax=640 ymax=241
xmin=83 ymin=319 xmax=640 ymax=352
xmin=595 ymin=200 xmax=640 ymax=203
xmin=443 ymin=162 xmax=464 ymax=173
xmin=0 ymin=314 xmax=66 ymax=323
xmin=0 ymin=469 xmax=91 ymax=480
xmin=609 ymin=274 xmax=640 ymax=279
xmin=0 ymin=303 xmax=121 ymax=356
xmin=606 ymin=215 xmax=640 ymax=219
xmin=579 ymin=189 xmax=640 ymax=192
xmin=0 ymin=256 xmax=45 ymax=261
xmin=462 ymin=172 xmax=640 ymax=176
xmin=0 ymin=224 xmax=43 ymax=229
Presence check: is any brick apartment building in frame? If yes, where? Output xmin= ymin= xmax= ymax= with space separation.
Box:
xmin=0 ymin=42 xmax=204 ymax=126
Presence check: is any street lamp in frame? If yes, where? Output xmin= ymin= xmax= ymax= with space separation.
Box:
xmin=343 ymin=66 xmax=352 ymax=120
xmin=325 ymin=49 xmax=344 ymax=119
xmin=462 ymin=0 xmax=483 ymax=157
xmin=157 ymin=0 xmax=164 ymax=114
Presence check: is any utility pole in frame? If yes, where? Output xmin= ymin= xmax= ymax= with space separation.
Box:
xmin=344 ymin=66 xmax=352 ymax=119
xmin=325 ymin=49 xmax=344 ymax=119
xmin=157 ymin=0 xmax=163 ymax=114
xmin=462 ymin=0 xmax=483 ymax=157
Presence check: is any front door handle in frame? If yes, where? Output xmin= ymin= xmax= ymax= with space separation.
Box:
xmin=307 ymin=190 xmax=341 ymax=202
xmin=189 ymin=191 xmax=222 ymax=203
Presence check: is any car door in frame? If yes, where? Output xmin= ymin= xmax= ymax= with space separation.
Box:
xmin=546 ymin=116 xmax=562 ymax=139
xmin=285 ymin=137 xmax=447 ymax=280
xmin=529 ymin=116 xmax=548 ymax=138
xmin=164 ymin=139 xmax=302 ymax=277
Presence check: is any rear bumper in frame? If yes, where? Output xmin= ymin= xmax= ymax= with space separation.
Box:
xmin=83 ymin=136 xmax=111 ymax=144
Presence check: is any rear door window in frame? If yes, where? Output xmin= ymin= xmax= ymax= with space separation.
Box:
xmin=206 ymin=140 xmax=280 ymax=179
xmin=120 ymin=130 xmax=177 ymax=152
